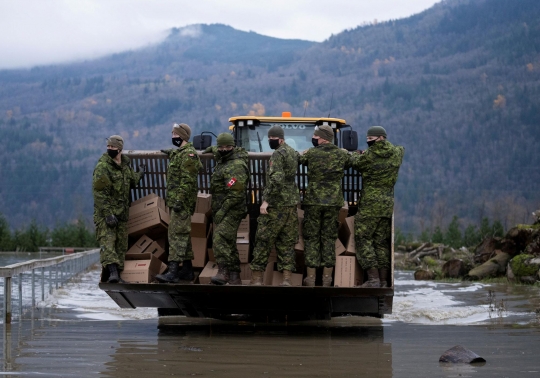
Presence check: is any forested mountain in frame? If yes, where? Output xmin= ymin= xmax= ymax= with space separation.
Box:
xmin=0 ymin=0 xmax=539 ymax=236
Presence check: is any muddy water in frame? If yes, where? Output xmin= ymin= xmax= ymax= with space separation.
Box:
xmin=2 ymin=267 xmax=540 ymax=377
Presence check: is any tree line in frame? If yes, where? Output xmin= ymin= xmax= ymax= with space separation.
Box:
xmin=395 ymin=215 xmax=505 ymax=249
xmin=0 ymin=213 xmax=97 ymax=252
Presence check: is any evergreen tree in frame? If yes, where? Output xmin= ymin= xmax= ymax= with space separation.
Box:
xmin=463 ymin=224 xmax=480 ymax=247
xmin=479 ymin=217 xmax=492 ymax=238
xmin=492 ymin=220 xmax=504 ymax=238
xmin=432 ymin=226 xmax=444 ymax=243
xmin=0 ymin=213 xmax=12 ymax=251
xmin=444 ymin=215 xmax=462 ymax=248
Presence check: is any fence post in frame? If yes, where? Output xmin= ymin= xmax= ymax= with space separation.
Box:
xmin=41 ymin=267 xmax=45 ymax=302
xmin=31 ymin=269 xmax=35 ymax=308
xmin=18 ymin=273 xmax=23 ymax=320
xmin=3 ymin=277 xmax=12 ymax=324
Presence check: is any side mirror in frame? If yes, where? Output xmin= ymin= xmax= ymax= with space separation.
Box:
xmin=193 ymin=135 xmax=212 ymax=150
xmin=342 ymin=130 xmax=358 ymax=151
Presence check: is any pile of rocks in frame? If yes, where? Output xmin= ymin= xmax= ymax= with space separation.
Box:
xmin=396 ymin=211 xmax=540 ymax=284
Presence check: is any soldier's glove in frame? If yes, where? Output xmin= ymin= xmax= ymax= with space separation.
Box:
xmin=160 ymin=149 xmax=172 ymax=156
xmin=203 ymin=146 xmax=214 ymax=154
xmin=172 ymin=204 xmax=183 ymax=213
xmin=137 ymin=164 xmax=146 ymax=178
xmin=105 ymin=215 xmax=118 ymax=228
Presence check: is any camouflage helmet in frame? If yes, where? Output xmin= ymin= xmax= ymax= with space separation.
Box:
xmin=367 ymin=126 xmax=387 ymax=138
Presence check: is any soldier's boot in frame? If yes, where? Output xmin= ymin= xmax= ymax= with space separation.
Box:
xmin=155 ymin=261 xmax=180 ymax=283
xmin=250 ymin=270 xmax=263 ymax=286
xmin=280 ymin=270 xmax=292 ymax=287
xmin=228 ymin=271 xmax=242 ymax=285
xmin=178 ymin=260 xmax=194 ymax=281
xmin=378 ymin=268 xmax=389 ymax=288
xmin=107 ymin=264 xmax=125 ymax=283
xmin=303 ymin=267 xmax=316 ymax=287
xmin=211 ymin=264 xmax=229 ymax=285
xmin=322 ymin=267 xmax=334 ymax=287
xmin=360 ymin=268 xmax=381 ymax=288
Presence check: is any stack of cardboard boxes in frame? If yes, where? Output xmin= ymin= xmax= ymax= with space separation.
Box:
xmin=335 ymin=215 xmax=363 ymax=287
xmin=190 ymin=193 xmax=212 ymax=269
xmin=121 ymin=193 xmax=172 ymax=283
xmin=122 ymin=193 xmax=362 ymax=287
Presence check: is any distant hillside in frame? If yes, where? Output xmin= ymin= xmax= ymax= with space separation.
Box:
xmin=0 ymin=0 xmax=539 ymax=235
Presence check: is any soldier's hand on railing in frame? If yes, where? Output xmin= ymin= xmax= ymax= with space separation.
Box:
xmin=260 ymin=201 xmax=269 ymax=215
xmin=160 ymin=149 xmax=172 ymax=155
xmin=105 ymin=215 xmax=118 ymax=228
xmin=137 ymin=164 xmax=147 ymax=177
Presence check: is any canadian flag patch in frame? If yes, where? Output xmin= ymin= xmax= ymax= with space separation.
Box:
xmin=227 ymin=177 xmax=237 ymax=187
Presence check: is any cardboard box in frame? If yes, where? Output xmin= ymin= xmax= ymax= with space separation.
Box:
xmin=126 ymin=235 xmax=153 ymax=255
xmin=271 ymin=271 xmax=303 ymax=286
xmin=129 ymin=196 xmax=167 ymax=216
xmin=195 ymin=193 xmax=212 ymax=215
xmin=335 ymin=238 xmax=346 ymax=256
xmin=127 ymin=239 xmax=166 ymax=262
xmin=238 ymin=215 xmax=250 ymax=233
xmin=339 ymin=201 xmax=349 ymax=224
xmin=199 ymin=261 xmax=219 ymax=284
xmin=338 ymin=216 xmax=356 ymax=254
xmin=190 ymin=213 xmax=208 ymax=238
xmin=237 ymin=240 xmax=250 ymax=263
xmin=127 ymin=207 xmax=170 ymax=238
xmin=131 ymin=193 xmax=158 ymax=207
xmin=191 ymin=223 xmax=212 ymax=268
xmin=294 ymin=236 xmax=304 ymax=252
xmin=334 ymin=256 xmax=362 ymax=287
xmin=154 ymin=238 xmax=167 ymax=250
xmin=120 ymin=252 xmax=167 ymax=283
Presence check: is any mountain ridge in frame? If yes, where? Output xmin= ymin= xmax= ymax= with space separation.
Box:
xmin=0 ymin=0 xmax=538 ymax=235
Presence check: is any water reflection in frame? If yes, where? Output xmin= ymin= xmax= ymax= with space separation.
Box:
xmin=102 ymin=320 xmax=392 ymax=378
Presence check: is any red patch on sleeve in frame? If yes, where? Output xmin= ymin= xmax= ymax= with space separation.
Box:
xmin=227 ymin=177 xmax=237 ymax=187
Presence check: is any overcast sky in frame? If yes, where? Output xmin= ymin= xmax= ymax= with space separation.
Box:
xmin=0 ymin=0 xmax=441 ymax=70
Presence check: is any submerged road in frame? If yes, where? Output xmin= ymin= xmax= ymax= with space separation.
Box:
xmin=1 ymin=263 xmax=540 ymax=377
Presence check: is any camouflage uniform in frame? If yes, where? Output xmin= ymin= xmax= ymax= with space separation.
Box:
xmin=93 ymin=153 xmax=143 ymax=269
xmin=210 ymin=147 xmax=249 ymax=273
xmin=299 ymin=143 xmax=351 ymax=268
xmin=251 ymin=142 xmax=299 ymax=272
xmin=351 ymin=140 xmax=404 ymax=270
xmin=165 ymin=143 xmax=203 ymax=262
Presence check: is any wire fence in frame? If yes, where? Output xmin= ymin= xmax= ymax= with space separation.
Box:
xmin=0 ymin=249 xmax=100 ymax=324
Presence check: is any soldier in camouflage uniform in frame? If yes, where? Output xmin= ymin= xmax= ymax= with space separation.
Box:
xmin=156 ymin=123 xmax=202 ymax=283
xmin=93 ymin=135 xmax=145 ymax=283
xmin=250 ymin=126 xmax=299 ymax=286
xmin=207 ymin=133 xmax=249 ymax=285
xmin=299 ymin=125 xmax=351 ymax=287
xmin=351 ymin=126 xmax=404 ymax=287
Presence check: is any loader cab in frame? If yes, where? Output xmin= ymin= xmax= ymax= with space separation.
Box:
xmin=193 ymin=113 xmax=359 ymax=152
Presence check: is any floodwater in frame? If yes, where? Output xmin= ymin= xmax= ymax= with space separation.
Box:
xmin=1 ymin=261 xmax=540 ymax=377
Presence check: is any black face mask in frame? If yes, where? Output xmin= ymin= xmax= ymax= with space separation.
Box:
xmin=269 ymin=139 xmax=280 ymax=150
xmin=172 ymin=137 xmax=183 ymax=147
xmin=312 ymin=138 xmax=319 ymax=147
xmin=218 ymin=149 xmax=232 ymax=157
xmin=367 ymin=139 xmax=378 ymax=147
xmin=107 ymin=149 xmax=119 ymax=158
